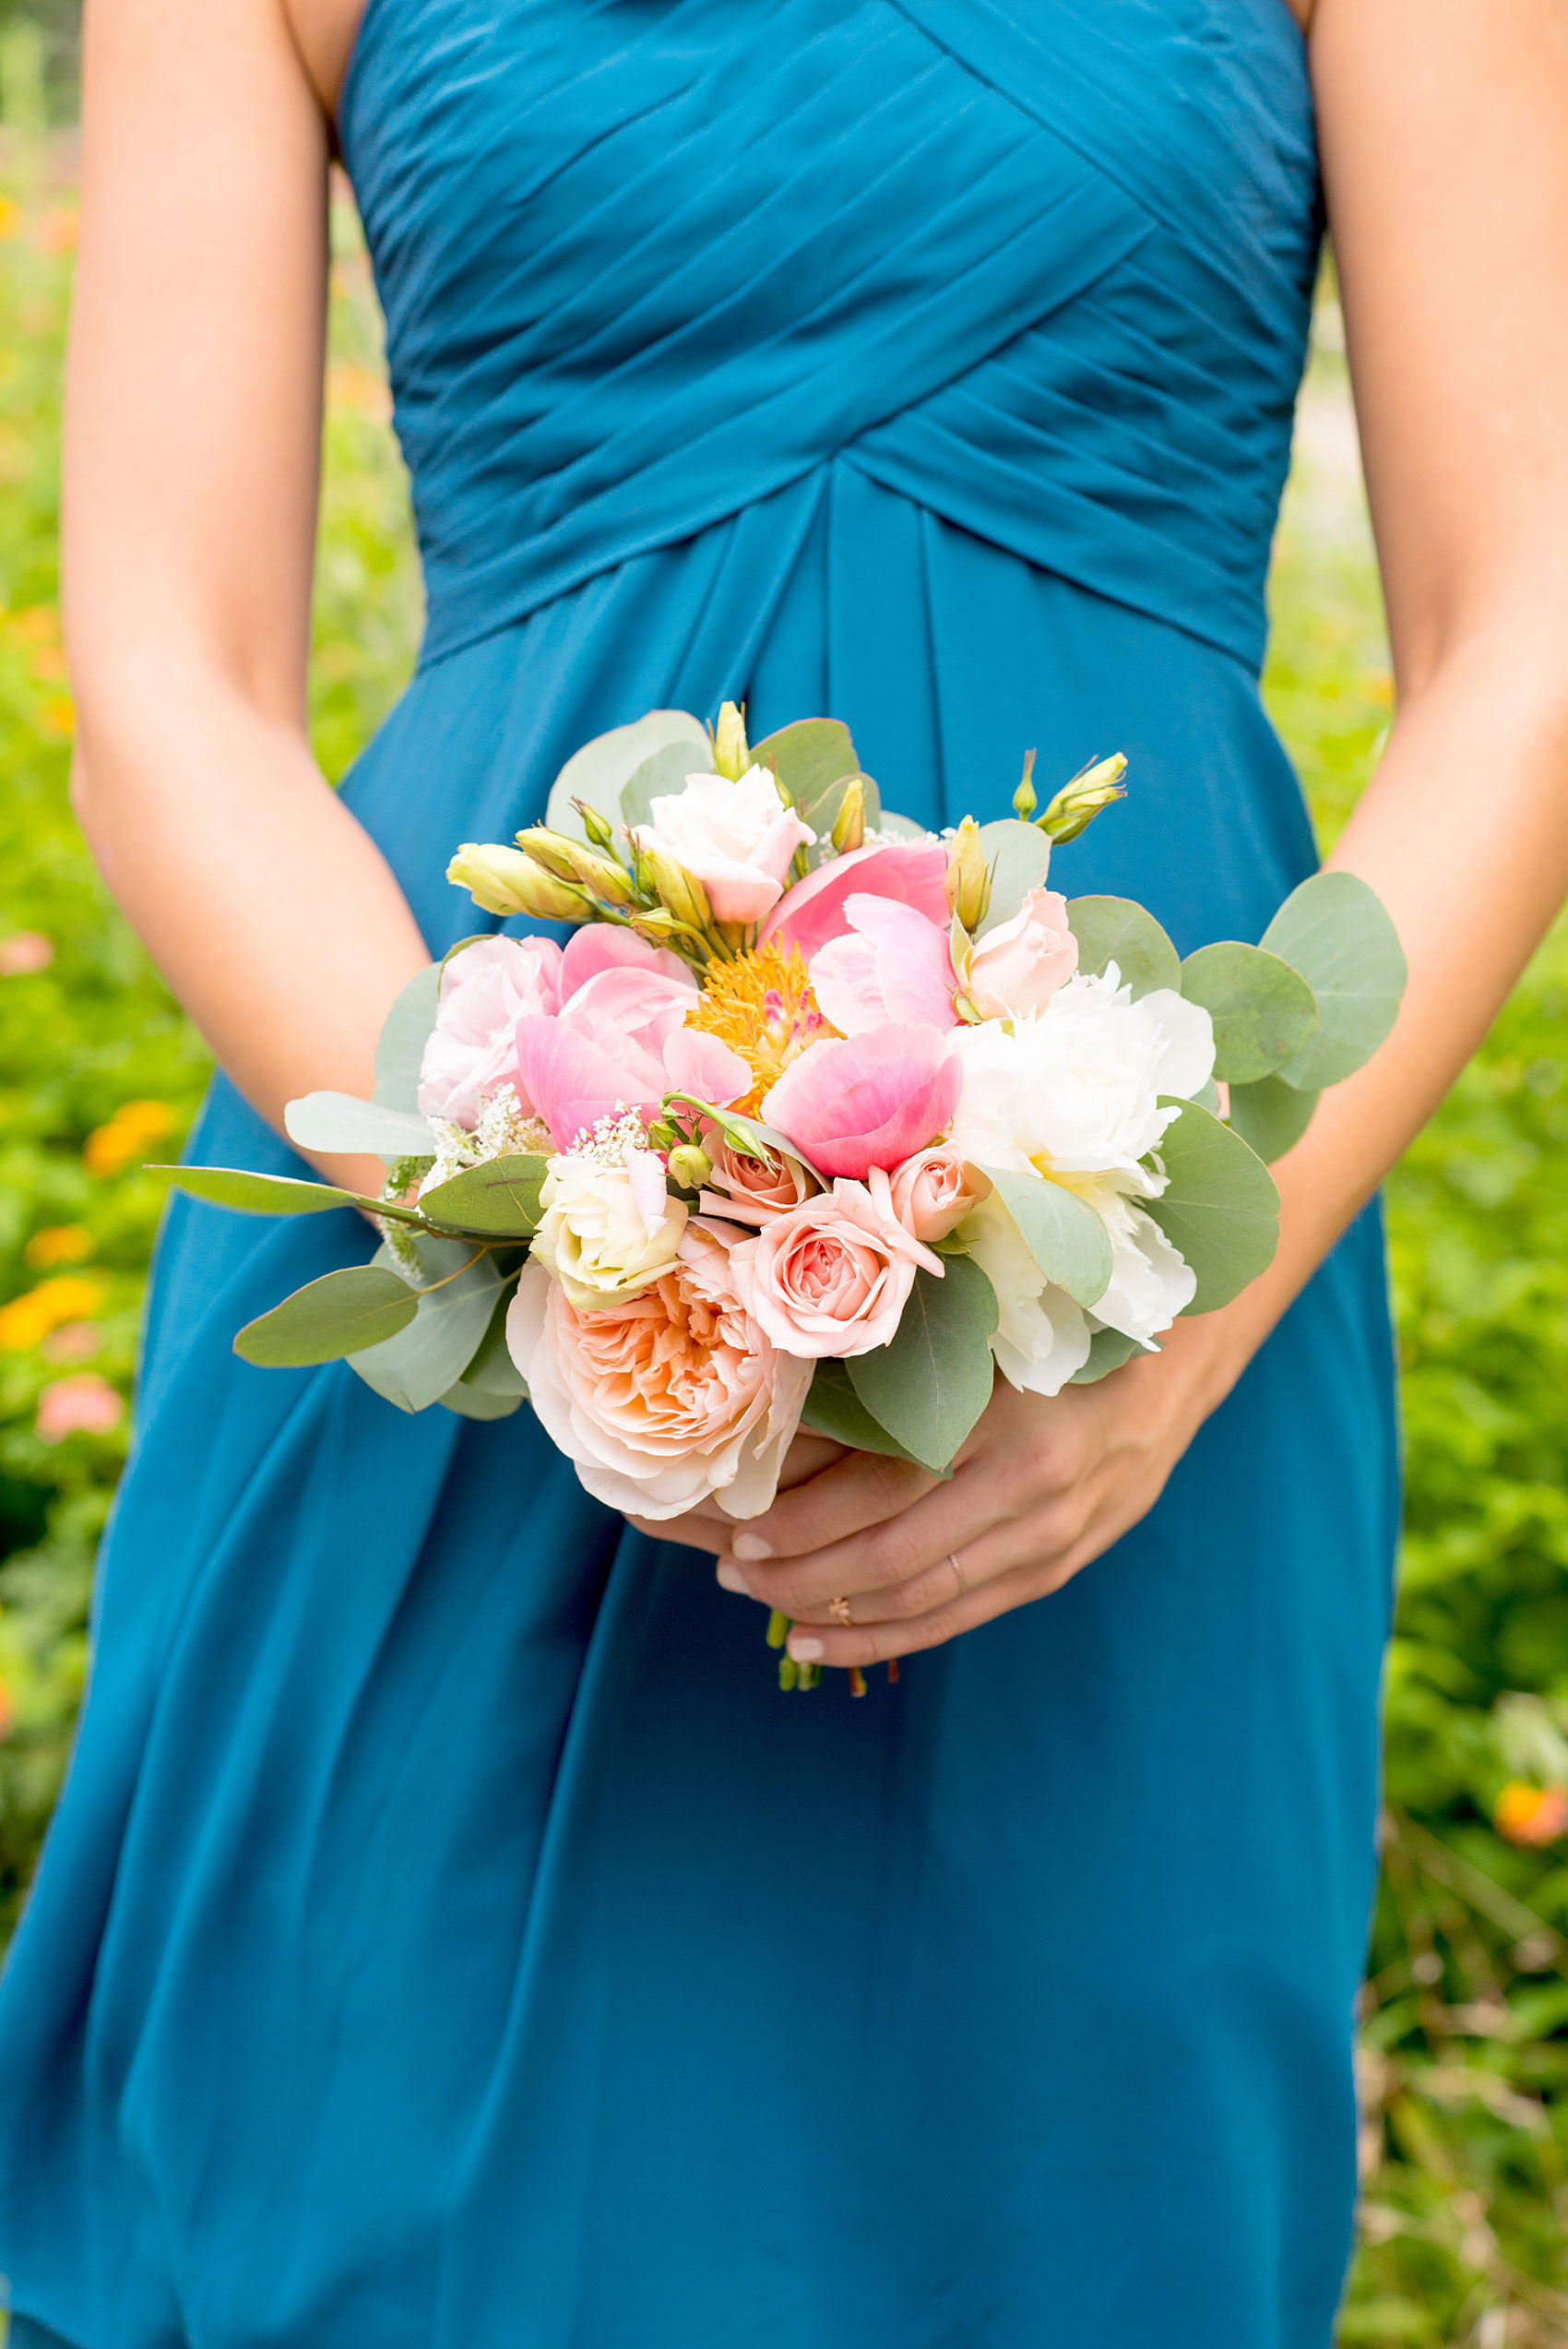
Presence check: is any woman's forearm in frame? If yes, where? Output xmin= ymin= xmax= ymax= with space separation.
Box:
xmin=71 ymin=662 xmax=430 ymax=1198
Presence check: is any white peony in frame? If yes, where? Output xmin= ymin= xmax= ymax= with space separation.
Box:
xmin=947 ymin=965 xmax=1215 ymax=1189
xmin=1087 ymin=1189 xmax=1197 ymax=1350
xmin=959 ymin=1188 xmax=1091 ymax=1397
xmin=634 ymin=766 xmax=814 ymax=924
xmin=531 ymin=1148 xmax=687 ymax=1310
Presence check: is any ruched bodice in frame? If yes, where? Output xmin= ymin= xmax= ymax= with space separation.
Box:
xmin=0 ymin=11 xmax=1396 ymax=2347
xmin=343 ymin=0 xmax=1318 ymax=672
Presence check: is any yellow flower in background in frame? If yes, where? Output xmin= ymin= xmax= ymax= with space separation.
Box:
xmin=1494 ymin=1781 xmax=1568 ymax=1847
xmin=24 ymin=1223 xmax=93 ymax=1270
xmin=0 ymin=1276 xmax=107 ymax=1353
xmin=84 ymin=1099 xmax=177 ymax=1178
xmin=0 ymin=197 xmax=19 ymax=240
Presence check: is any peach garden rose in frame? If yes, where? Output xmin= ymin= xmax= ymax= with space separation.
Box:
xmin=726 ymin=1168 xmax=943 ymax=1359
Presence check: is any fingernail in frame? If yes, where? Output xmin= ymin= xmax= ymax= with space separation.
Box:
xmin=731 ymin=1532 xmax=775 ymax=1562
xmin=716 ymin=1559 xmax=750 ymax=1595
xmin=787 ymin=1634 xmax=824 ymax=1662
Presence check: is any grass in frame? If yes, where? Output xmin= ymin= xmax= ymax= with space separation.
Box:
xmin=0 ymin=125 xmax=1565 ymax=2344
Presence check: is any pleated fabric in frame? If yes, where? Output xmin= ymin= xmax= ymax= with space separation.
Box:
xmin=0 ymin=6 xmax=1396 ymax=2346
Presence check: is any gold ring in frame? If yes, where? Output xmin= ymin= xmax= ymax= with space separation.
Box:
xmin=828 ymin=1594 xmax=853 ymax=1625
xmin=948 ymin=1550 xmax=968 ymax=1598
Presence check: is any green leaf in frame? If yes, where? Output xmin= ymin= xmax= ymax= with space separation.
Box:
xmin=618 ymin=738 xmax=708 ymax=833
xmin=977 ymin=1164 xmax=1112 ymax=1309
xmin=234 ymin=1265 xmax=419 ymax=1367
xmin=417 ymin=1153 xmax=549 ymax=1235
xmin=1226 ymin=1072 xmax=1321 ymax=1163
xmin=284 ymin=1091 xmax=434 ymax=1160
xmin=1179 ymin=941 xmax=1319 ymax=1085
xmin=1068 ymin=1327 xmax=1144 ymax=1385
xmin=1260 ymin=870 xmax=1407 ymax=1090
xmin=975 ymin=819 xmax=1051 ymax=934
xmin=347 ymin=1236 xmax=503 ymax=1414
xmin=373 ymin=961 xmax=442 ymax=1112
xmin=749 ymin=717 xmax=860 ymax=829
xmin=543 ymin=709 xmax=710 ymax=841
xmin=1066 ymin=896 xmax=1182 ymax=996
xmin=873 ymin=808 xmax=932 ymax=842
xmin=459 ymin=1286 xmax=529 ymax=1400
xmin=846 ymin=1256 xmax=999 ymax=1473
xmin=1143 ymin=1099 xmax=1280 ymax=1313
xmin=436 ymin=1379 xmax=526 ymax=1422
xmin=800 ymin=1360 xmax=923 ymax=1465
xmin=153 ymin=1165 xmax=357 ymax=1216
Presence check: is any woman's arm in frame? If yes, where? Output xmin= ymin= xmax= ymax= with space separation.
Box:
xmin=673 ymin=0 xmax=1568 ymax=1664
xmin=66 ymin=0 xmax=429 ymax=1199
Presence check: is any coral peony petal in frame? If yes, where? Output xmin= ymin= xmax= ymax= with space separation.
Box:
xmin=760 ymin=841 xmax=950 ymax=961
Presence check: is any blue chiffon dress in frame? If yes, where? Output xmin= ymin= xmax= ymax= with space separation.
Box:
xmin=0 ymin=4 xmax=1398 ymax=2343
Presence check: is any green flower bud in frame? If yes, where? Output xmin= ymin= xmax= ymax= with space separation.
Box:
xmin=636 ymin=841 xmax=714 ymax=936
xmin=830 ymin=775 xmax=866 ymax=854
xmin=1012 ymin=748 xmax=1038 ymax=822
xmin=1038 ymin=753 xmax=1128 ymax=844
xmin=575 ymin=798 xmax=618 ymax=852
xmin=712 ymin=698 xmax=750 ymax=781
xmin=514 ymin=824 xmax=637 ymax=907
xmin=666 ymin=1142 xmax=714 ymax=1192
xmin=944 ymin=813 xmax=991 ymax=929
xmin=446 ymin=842 xmax=591 ymax=922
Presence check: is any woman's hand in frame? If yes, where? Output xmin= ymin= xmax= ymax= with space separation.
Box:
xmin=638 ymin=1316 xmax=1245 ymax=1668
xmin=624 ymin=1427 xmax=849 ymax=1553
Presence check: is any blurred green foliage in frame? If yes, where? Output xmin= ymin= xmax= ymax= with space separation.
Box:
xmin=0 ymin=123 xmax=1565 ymax=2346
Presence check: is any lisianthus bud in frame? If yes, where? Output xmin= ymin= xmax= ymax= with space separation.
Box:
xmin=1012 ymin=748 xmax=1038 ymax=821
xmin=830 ymin=776 xmax=866 ymax=854
xmin=637 ymin=841 xmax=715 ymax=935
xmin=514 ymin=824 xmax=637 ymax=908
xmin=575 ymin=798 xmax=618 ymax=852
xmin=446 ymin=842 xmax=590 ymax=922
xmin=713 ymin=699 xmax=750 ymax=781
xmin=666 ymin=1142 xmax=714 ymax=1191
xmin=1038 ymin=753 xmax=1128 ymax=844
xmin=945 ymin=814 xmax=991 ymax=929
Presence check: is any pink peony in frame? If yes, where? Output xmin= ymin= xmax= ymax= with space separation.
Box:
xmin=728 ymin=1167 xmax=942 ymax=1359
xmin=506 ymin=1225 xmax=812 ymax=1520
xmin=36 ymin=1373 xmax=123 ymax=1443
xmin=760 ymin=840 xmax=950 ymax=961
xmin=418 ymin=936 xmax=564 ymax=1128
xmin=759 ymin=1021 xmax=961 ymax=1180
xmin=964 ymin=887 xmax=1078 ymax=1019
xmin=807 ymin=894 xmax=959 ymax=1037
xmin=888 ymin=1146 xmax=991 ymax=1243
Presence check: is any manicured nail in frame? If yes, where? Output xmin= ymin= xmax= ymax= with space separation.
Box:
xmin=731 ymin=1532 xmax=775 ymax=1561
xmin=787 ymin=1634 xmax=824 ymax=1662
xmin=716 ymin=1559 xmax=750 ymax=1594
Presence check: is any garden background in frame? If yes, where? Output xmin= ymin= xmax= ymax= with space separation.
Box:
xmin=3 ymin=16 xmax=1568 ymax=2343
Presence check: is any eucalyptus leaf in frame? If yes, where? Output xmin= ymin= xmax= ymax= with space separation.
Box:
xmin=1068 ymin=1327 xmax=1144 ymax=1385
xmin=1143 ymin=1100 xmax=1280 ymax=1313
xmin=619 ymin=739 xmax=708 ymax=834
xmin=976 ymin=819 xmax=1051 ymax=935
xmin=1260 ymin=870 xmax=1407 ymax=1091
xmin=436 ymin=1379 xmax=526 ymax=1422
xmin=459 ymin=1287 xmax=529 ymax=1400
xmin=1067 ymin=897 xmax=1182 ymax=997
xmin=284 ymin=1092 xmax=435 ymax=1161
xmin=801 ymin=1360 xmax=923 ymax=1466
xmin=977 ymin=1164 xmax=1112 ymax=1310
xmin=347 ymin=1237 xmax=503 ymax=1414
xmin=874 ymin=808 xmax=932 ymax=842
xmin=373 ymin=961 xmax=443 ymax=1112
xmin=544 ymin=709 xmax=710 ymax=841
xmin=1226 ymin=1073 xmax=1321 ymax=1163
xmin=1178 ymin=942 xmax=1318 ymax=1086
xmin=234 ymin=1265 xmax=418 ymax=1368
xmin=417 ymin=1153 xmax=549 ymax=1235
xmin=153 ymin=1165 xmax=357 ymax=1217
xmin=847 ymin=1256 xmax=999 ymax=1473
xmin=749 ymin=717 xmax=859 ymax=828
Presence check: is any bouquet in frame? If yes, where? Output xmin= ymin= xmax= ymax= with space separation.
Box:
xmin=160 ymin=704 xmax=1404 ymax=1682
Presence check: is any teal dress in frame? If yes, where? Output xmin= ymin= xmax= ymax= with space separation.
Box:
xmin=0 ymin=5 xmax=1398 ymax=2343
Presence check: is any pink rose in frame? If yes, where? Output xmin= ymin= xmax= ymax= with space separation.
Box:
xmin=633 ymin=768 xmax=814 ymax=924
xmin=760 ymin=840 xmax=950 ymax=961
xmin=759 ymin=1021 xmax=961 ymax=1180
xmin=964 ymin=887 xmax=1078 ymax=1019
xmin=807 ymin=894 xmax=959 ymax=1037
xmin=888 ymin=1146 xmax=991 ymax=1243
xmin=699 ymin=1135 xmax=818 ymax=1223
xmin=506 ymin=1227 xmax=812 ymax=1520
xmin=36 ymin=1373 xmax=124 ymax=1443
xmin=418 ymin=936 xmax=564 ymax=1128
xmin=728 ymin=1167 xmax=942 ymax=1359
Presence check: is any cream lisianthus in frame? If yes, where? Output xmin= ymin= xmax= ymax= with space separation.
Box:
xmin=532 ymin=1144 xmax=687 ymax=1310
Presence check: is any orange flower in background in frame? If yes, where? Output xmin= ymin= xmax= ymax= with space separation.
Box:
xmin=41 ymin=1323 xmax=101 ymax=1365
xmin=36 ymin=205 xmax=77 ymax=255
xmin=1495 ymin=1782 xmax=1568 ymax=1847
xmin=24 ymin=1223 xmax=93 ymax=1270
xmin=683 ymin=939 xmax=839 ymax=1116
xmin=0 ymin=1679 xmax=13 ymax=1741
xmin=0 ymin=1276 xmax=106 ymax=1353
xmin=0 ymin=931 xmax=53 ymax=975
xmin=84 ymin=1098 xmax=177 ymax=1178
xmin=36 ymin=1374 xmax=124 ymax=1445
